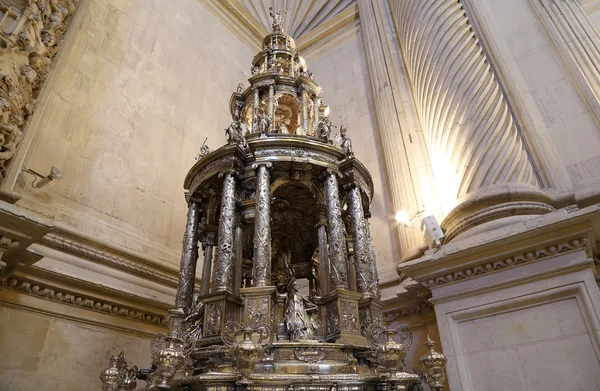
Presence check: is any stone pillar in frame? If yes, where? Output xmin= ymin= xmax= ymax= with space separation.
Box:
xmin=174 ymin=202 xmax=201 ymax=311
xmin=213 ymin=172 xmax=237 ymax=292
xmin=200 ymin=232 xmax=215 ymax=295
xmin=252 ymin=162 xmax=273 ymax=287
xmin=301 ymin=87 xmax=309 ymax=135
xmin=317 ymin=214 xmax=330 ymax=295
xmin=253 ymin=88 xmax=260 ymax=133
xmin=357 ymin=0 xmax=435 ymax=255
xmin=268 ymin=82 xmax=275 ymax=131
xmin=312 ymin=95 xmax=320 ymax=135
xmin=389 ymin=0 xmax=552 ymax=241
xmin=324 ymin=171 xmax=348 ymax=289
xmin=347 ymin=186 xmax=372 ymax=296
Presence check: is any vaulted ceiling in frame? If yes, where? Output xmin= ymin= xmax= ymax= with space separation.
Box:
xmin=238 ymin=0 xmax=356 ymax=39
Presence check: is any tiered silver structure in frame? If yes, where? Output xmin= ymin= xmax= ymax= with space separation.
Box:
xmin=100 ymin=10 xmax=446 ymax=391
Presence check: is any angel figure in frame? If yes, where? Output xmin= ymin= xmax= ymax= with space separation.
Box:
xmin=269 ymin=7 xmax=288 ymax=33
xmin=285 ymin=278 xmax=318 ymax=341
xmin=195 ymin=138 xmax=210 ymax=160
xmin=225 ymin=116 xmax=248 ymax=149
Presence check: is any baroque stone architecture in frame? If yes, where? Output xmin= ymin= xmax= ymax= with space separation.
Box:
xmin=0 ymin=0 xmax=600 ymax=390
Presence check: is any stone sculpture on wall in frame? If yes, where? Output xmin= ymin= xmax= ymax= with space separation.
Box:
xmin=0 ymin=0 xmax=77 ymax=181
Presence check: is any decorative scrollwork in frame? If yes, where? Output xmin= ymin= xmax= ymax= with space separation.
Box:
xmin=222 ymin=321 xmax=242 ymax=346
xmin=293 ymin=347 xmax=326 ymax=363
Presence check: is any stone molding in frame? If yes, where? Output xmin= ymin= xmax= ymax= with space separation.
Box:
xmin=398 ymin=204 xmax=600 ymax=293
xmin=424 ymin=236 xmax=589 ymax=288
xmin=41 ymin=229 xmax=182 ymax=287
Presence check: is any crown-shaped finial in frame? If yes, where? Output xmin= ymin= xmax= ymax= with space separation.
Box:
xmin=269 ymin=7 xmax=289 ymax=34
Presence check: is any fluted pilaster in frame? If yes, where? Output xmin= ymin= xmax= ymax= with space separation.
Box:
xmin=391 ymin=0 xmax=538 ymax=204
xmin=175 ymin=202 xmax=201 ymax=310
xmin=252 ymin=163 xmax=272 ymax=287
xmin=214 ymin=172 xmax=238 ymax=292
xmin=324 ymin=171 xmax=348 ymax=289
xmin=357 ymin=0 xmax=434 ymax=254
xmin=541 ymin=0 xmax=600 ymax=100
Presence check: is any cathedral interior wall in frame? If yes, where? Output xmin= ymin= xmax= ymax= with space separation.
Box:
xmin=309 ymin=32 xmax=400 ymax=299
xmin=14 ymin=0 xmax=253 ymax=263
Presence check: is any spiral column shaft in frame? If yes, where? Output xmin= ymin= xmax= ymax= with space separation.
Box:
xmin=390 ymin=0 xmax=538 ymax=204
xmin=214 ymin=173 xmax=237 ymax=292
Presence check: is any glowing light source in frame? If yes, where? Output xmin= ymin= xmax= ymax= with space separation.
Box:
xmin=395 ymin=210 xmax=411 ymax=225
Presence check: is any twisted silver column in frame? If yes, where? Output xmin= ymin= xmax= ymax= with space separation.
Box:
xmin=324 ymin=171 xmax=348 ymax=289
xmin=213 ymin=172 xmax=238 ymax=292
xmin=252 ymin=163 xmax=273 ymax=287
xmin=175 ymin=202 xmax=201 ymax=310
xmin=347 ymin=186 xmax=372 ymax=296
xmin=365 ymin=216 xmax=379 ymax=297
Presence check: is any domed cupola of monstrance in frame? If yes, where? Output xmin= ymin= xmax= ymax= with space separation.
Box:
xmin=100 ymin=8 xmax=447 ymax=391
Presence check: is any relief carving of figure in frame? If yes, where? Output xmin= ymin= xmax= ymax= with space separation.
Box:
xmin=285 ymin=278 xmax=318 ymax=341
xmin=254 ymin=108 xmax=271 ymax=138
xmin=183 ymin=293 xmax=204 ymax=340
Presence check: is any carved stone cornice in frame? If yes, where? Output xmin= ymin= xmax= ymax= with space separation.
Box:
xmin=0 ymin=268 xmax=169 ymax=336
xmin=399 ymin=205 xmax=600 ymax=293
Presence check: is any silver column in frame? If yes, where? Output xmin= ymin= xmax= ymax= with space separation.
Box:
xmin=199 ymin=234 xmax=214 ymax=295
xmin=175 ymin=202 xmax=201 ymax=310
xmin=252 ymin=162 xmax=273 ymax=287
xmin=312 ymin=95 xmax=320 ymax=135
xmin=213 ymin=172 xmax=238 ymax=292
xmin=253 ymin=88 xmax=260 ymax=133
xmin=365 ymin=215 xmax=380 ymax=297
xmin=324 ymin=171 xmax=348 ymax=289
xmin=268 ymin=82 xmax=275 ymax=131
xmin=233 ymin=221 xmax=243 ymax=296
xmin=301 ymin=87 xmax=309 ymax=134
xmin=317 ymin=214 xmax=329 ymax=295
xmin=347 ymin=186 xmax=372 ymax=296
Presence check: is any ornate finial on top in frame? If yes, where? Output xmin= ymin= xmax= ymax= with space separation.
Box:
xmin=269 ymin=7 xmax=289 ymax=33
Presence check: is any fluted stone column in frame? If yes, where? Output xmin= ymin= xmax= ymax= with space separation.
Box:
xmin=347 ymin=186 xmax=373 ymax=296
xmin=200 ymin=233 xmax=215 ymax=295
xmin=357 ymin=0 xmax=434 ymax=254
xmin=175 ymin=202 xmax=201 ymax=310
xmin=324 ymin=171 xmax=348 ymax=289
xmin=301 ymin=87 xmax=309 ymax=135
xmin=390 ymin=0 xmax=539 ymax=200
xmin=213 ymin=172 xmax=237 ymax=292
xmin=252 ymin=162 xmax=272 ymax=287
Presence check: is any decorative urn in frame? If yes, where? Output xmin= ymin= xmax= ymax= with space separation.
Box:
xmin=419 ymin=336 xmax=448 ymax=391
xmin=150 ymin=336 xmax=186 ymax=390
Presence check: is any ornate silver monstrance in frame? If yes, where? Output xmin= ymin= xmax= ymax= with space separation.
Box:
xmin=100 ymin=10 xmax=446 ymax=391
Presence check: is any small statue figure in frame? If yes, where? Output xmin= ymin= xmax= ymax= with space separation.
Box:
xmin=269 ymin=7 xmax=289 ymax=33
xmin=237 ymin=82 xmax=243 ymax=93
xmin=183 ymin=293 xmax=204 ymax=339
xmin=254 ymin=108 xmax=272 ymax=138
xmin=307 ymin=70 xmax=314 ymax=79
xmin=195 ymin=138 xmax=210 ymax=160
xmin=285 ymin=278 xmax=318 ymax=341
xmin=317 ymin=116 xmax=335 ymax=144
xmin=339 ymin=125 xmax=354 ymax=157
xmin=267 ymin=50 xmax=276 ymax=71
xmin=225 ymin=115 xmax=248 ymax=148
xmin=251 ymin=65 xmax=259 ymax=76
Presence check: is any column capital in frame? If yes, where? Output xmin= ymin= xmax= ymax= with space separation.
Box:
xmin=251 ymin=162 xmax=273 ymax=170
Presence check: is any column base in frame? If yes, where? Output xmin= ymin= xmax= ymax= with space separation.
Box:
xmin=322 ymin=289 xmax=369 ymax=346
xmin=196 ymin=291 xmax=242 ymax=346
